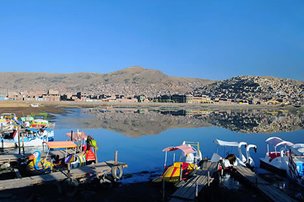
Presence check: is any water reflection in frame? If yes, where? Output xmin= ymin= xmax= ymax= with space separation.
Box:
xmin=76 ymin=108 xmax=304 ymax=135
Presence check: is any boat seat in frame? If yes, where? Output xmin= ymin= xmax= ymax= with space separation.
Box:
xmin=269 ymin=152 xmax=281 ymax=159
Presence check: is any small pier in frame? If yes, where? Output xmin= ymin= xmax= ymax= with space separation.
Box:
xmin=231 ymin=166 xmax=297 ymax=202
xmin=169 ymin=161 xmax=218 ymax=202
xmin=0 ymin=160 xmax=127 ymax=191
xmin=0 ymin=154 xmax=25 ymax=165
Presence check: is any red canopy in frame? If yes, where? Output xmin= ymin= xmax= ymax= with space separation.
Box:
xmin=162 ymin=144 xmax=195 ymax=155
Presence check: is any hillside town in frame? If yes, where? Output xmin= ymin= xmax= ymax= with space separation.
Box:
xmin=0 ymin=73 xmax=303 ymax=106
xmin=1 ymin=85 xmax=303 ymax=106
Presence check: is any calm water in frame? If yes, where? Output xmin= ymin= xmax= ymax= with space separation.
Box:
xmin=52 ymin=108 xmax=304 ymax=177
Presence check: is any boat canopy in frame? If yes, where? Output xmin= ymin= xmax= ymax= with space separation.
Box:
xmin=265 ymin=137 xmax=293 ymax=148
xmin=214 ymin=139 xmax=244 ymax=147
xmin=162 ymin=144 xmax=195 ymax=155
xmin=46 ymin=141 xmax=77 ymax=149
xmin=291 ymin=143 xmax=304 ymax=156
xmin=66 ymin=131 xmax=87 ymax=141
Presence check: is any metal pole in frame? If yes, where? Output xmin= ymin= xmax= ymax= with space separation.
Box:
xmin=18 ymin=128 xmax=21 ymax=155
xmin=164 ymin=151 xmax=167 ymax=168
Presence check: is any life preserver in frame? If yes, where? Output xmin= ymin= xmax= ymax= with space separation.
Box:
xmin=111 ymin=165 xmax=123 ymax=180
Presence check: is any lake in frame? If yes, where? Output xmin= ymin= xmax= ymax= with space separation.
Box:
xmin=52 ymin=107 xmax=304 ymax=180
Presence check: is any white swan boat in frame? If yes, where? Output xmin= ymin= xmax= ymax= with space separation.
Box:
xmin=211 ymin=139 xmax=257 ymax=169
xmin=287 ymin=143 xmax=304 ymax=187
xmin=259 ymin=137 xmax=293 ymax=174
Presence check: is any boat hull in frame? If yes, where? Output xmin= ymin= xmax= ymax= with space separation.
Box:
xmin=0 ymin=139 xmax=16 ymax=148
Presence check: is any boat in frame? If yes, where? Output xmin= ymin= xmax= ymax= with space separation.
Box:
xmin=66 ymin=130 xmax=97 ymax=164
xmin=14 ymin=129 xmax=51 ymax=147
xmin=155 ymin=141 xmax=202 ymax=183
xmin=26 ymin=150 xmax=53 ymax=175
xmin=259 ymin=137 xmax=293 ymax=174
xmin=0 ymin=131 xmax=16 ymax=148
xmin=287 ymin=143 xmax=304 ymax=187
xmin=26 ymin=128 xmax=54 ymax=141
xmin=211 ymin=139 xmax=257 ymax=169
xmin=30 ymin=103 xmax=39 ymax=108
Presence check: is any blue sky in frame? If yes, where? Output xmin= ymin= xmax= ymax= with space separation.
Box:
xmin=0 ymin=0 xmax=303 ymax=80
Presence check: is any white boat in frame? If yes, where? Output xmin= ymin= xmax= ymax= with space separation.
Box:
xmin=0 ymin=131 xmax=17 ymax=148
xmin=287 ymin=143 xmax=304 ymax=187
xmin=211 ymin=139 xmax=257 ymax=169
xmin=259 ymin=137 xmax=293 ymax=174
xmin=14 ymin=129 xmax=52 ymax=147
xmin=0 ymin=137 xmax=16 ymax=148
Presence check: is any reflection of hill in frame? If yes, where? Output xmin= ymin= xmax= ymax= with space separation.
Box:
xmin=84 ymin=108 xmax=211 ymax=136
xmin=199 ymin=110 xmax=304 ymax=133
xmin=79 ymin=108 xmax=303 ymax=135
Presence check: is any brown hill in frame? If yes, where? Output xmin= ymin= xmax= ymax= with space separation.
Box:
xmin=0 ymin=66 xmax=212 ymax=97
xmin=193 ymin=76 xmax=304 ymax=105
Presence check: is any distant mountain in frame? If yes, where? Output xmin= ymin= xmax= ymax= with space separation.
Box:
xmin=0 ymin=66 xmax=212 ymax=97
xmin=193 ymin=76 xmax=304 ymax=105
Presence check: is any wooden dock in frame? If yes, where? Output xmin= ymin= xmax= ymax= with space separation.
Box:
xmin=0 ymin=160 xmax=127 ymax=191
xmin=0 ymin=149 xmax=77 ymax=165
xmin=169 ymin=161 xmax=218 ymax=202
xmin=0 ymin=154 xmax=25 ymax=165
xmin=231 ymin=166 xmax=297 ymax=202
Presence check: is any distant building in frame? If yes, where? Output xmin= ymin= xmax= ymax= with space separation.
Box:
xmin=186 ymin=95 xmax=213 ymax=104
xmin=43 ymin=89 xmax=60 ymax=102
xmin=171 ymin=94 xmax=187 ymax=103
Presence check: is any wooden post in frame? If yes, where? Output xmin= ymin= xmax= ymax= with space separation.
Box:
xmin=70 ymin=130 xmax=73 ymax=141
xmin=95 ymin=148 xmax=98 ymax=164
xmin=22 ymin=132 xmax=25 ymax=155
xmin=162 ymin=177 xmax=166 ymax=201
xmin=67 ymin=163 xmax=71 ymax=178
xmin=114 ymin=150 xmax=118 ymax=165
xmin=207 ymin=171 xmax=210 ymax=187
xmin=195 ymin=181 xmax=198 ymax=198
xmin=179 ymin=164 xmax=183 ymax=181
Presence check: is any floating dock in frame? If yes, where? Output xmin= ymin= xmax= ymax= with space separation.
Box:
xmin=169 ymin=161 xmax=218 ymax=202
xmin=0 ymin=160 xmax=127 ymax=192
xmin=231 ymin=165 xmax=297 ymax=202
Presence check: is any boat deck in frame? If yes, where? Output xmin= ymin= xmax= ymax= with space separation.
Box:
xmin=231 ymin=165 xmax=297 ymax=202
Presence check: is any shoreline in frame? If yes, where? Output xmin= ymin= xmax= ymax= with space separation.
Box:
xmin=0 ymin=100 xmax=302 ymax=117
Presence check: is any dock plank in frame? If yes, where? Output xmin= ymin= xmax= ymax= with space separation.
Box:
xmin=171 ymin=175 xmax=213 ymax=201
xmin=233 ymin=166 xmax=297 ymax=202
xmin=170 ymin=161 xmax=217 ymax=202
xmin=0 ymin=161 xmax=127 ymax=191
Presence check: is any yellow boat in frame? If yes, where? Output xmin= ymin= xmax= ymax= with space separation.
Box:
xmin=156 ymin=141 xmax=202 ymax=183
